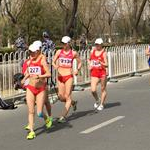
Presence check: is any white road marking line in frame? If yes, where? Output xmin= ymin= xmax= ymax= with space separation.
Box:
xmin=80 ymin=116 xmax=125 ymax=134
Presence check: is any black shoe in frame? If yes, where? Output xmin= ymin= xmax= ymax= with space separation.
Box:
xmin=72 ymin=101 xmax=77 ymax=111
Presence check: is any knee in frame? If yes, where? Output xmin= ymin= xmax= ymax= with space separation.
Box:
xmin=37 ymin=112 xmax=43 ymax=118
xmin=101 ymin=86 xmax=106 ymax=92
xmin=64 ymin=94 xmax=71 ymax=100
xmin=58 ymin=94 xmax=66 ymax=102
xmin=28 ymin=110 xmax=35 ymax=115
xmin=91 ymin=90 xmax=96 ymax=95
xmin=58 ymin=94 xmax=65 ymax=100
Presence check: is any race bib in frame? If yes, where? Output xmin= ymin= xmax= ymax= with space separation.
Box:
xmin=59 ymin=58 xmax=72 ymax=67
xmin=28 ymin=66 xmax=41 ymax=75
xmin=91 ymin=60 xmax=101 ymax=68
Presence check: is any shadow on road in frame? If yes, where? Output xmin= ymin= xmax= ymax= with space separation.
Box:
xmin=46 ymin=109 xmax=96 ymax=134
xmin=68 ymin=109 xmax=97 ymax=121
xmin=105 ymin=102 xmax=121 ymax=109
xmin=35 ymin=118 xmax=73 ymax=135
xmin=34 ymin=103 xmax=120 ymax=136
xmin=34 ymin=109 xmax=96 ymax=135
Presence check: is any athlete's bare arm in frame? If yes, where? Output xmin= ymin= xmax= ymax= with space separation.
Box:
xmin=52 ymin=50 xmax=61 ymax=69
xmin=99 ymin=51 xmax=108 ymax=68
xmin=87 ymin=50 xmax=94 ymax=69
xmin=39 ymin=57 xmax=51 ymax=78
xmin=73 ymin=51 xmax=82 ymax=75
xmin=21 ymin=61 xmax=30 ymax=85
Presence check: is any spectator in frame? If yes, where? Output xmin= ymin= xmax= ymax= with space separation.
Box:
xmin=42 ymin=31 xmax=55 ymax=56
xmin=14 ymin=36 xmax=27 ymax=52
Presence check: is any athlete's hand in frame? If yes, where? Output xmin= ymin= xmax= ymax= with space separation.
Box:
xmin=32 ymin=75 xmax=39 ymax=79
xmin=36 ymin=75 xmax=40 ymax=79
xmin=73 ymin=70 xmax=79 ymax=76
xmin=88 ymin=65 xmax=92 ymax=70
xmin=98 ymin=58 xmax=102 ymax=64
xmin=54 ymin=65 xmax=59 ymax=70
xmin=21 ymin=79 xmax=25 ymax=85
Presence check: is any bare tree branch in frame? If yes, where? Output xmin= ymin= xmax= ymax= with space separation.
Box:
xmin=16 ymin=0 xmax=27 ymax=19
xmin=58 ymin=0 xmax=78 ymax=35
xmin=135 ymin=0 xmax=147 ymax=27
xmin=4 ymin=0 xmax=17 ymax=24
xmin=57 ymin=0 xmax=68 ymax=11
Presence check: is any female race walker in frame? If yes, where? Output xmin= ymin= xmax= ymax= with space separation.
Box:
xmin=89 ymin=38 xmax=108 ymax=111
xmin=52 ymin=36 xmax=82 ymax=123
xmin=21 ymin=41 xmax=52 ymax=140
xmin=22 ymin=41 xmax=53 ymax=130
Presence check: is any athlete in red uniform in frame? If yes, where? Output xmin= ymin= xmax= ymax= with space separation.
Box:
xmin=57 ymin=49 xmax=74 ymax=83
xmin=22 ymin=53 xmax=52 ymax=117
xmin=21 ymin=41 xmax=52 ymax=140
xmin=89 ymin=38 xmax=108 ymax=111
xmin=52 ymin=36 xmax=82 ymax=122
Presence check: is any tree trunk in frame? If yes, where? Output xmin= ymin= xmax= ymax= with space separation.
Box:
xmin=133 ymin=0 xmax=148 ymax=40
xmin=58 ymin=0 xmax=78 ymax=36
xmin=85 ymin=28 xmax=89 ymax=39
xmin=108 ymin=23 xmax=112 ymax=43
xmin=66 ymin=0 xmax=78 ymax=36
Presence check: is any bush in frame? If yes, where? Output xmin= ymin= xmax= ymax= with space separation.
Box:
xmin=55 ymin=46 xmax=63 ymax=50
xmin=0 ymin=47 xmax=15 ymax=54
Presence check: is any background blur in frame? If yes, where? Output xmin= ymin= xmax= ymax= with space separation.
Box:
xmin=0 ymin=0 xmax=149 ymax=50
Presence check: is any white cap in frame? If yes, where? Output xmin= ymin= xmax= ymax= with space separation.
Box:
xmin=29 ymin=40 xmax=42 ymax=52
xmin=61 ymin=36 xmax=71 ymax=44
xmin=33 ymin=40 xmax=42 ymax=48
xmin=95 ymin=38 xmax=103 ymax=45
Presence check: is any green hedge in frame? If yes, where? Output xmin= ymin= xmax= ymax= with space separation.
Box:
xmin=0 ymin=47 xmax=15 ymax=54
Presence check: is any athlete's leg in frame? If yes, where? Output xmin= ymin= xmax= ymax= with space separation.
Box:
xmin=36 ymin=90 xmax=53 ymax=129
xmin=45 ymin=100 xmax=52 ymax=116
xmin=26 ymin=88 xmax=35 ymax=132
xmin=100 ymin=76 xmax=107 ymax=106
xmin=57 ymin=79 xmax=66 ymax=102
xmin=91 ymin=77 xmax=100 ymax=102
xmin=45 ymin=87 xmax=52 ymax=116
xmin=61 ymin=77 xmax=73 ymax=117
xmin=71 ymin=99 xmax=78 ymax=111
xmin=36 ymin=90 xmax=47 ymax=120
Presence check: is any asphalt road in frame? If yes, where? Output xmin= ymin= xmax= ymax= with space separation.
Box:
xmin=0 ymin=73 xmax=150 ymax=150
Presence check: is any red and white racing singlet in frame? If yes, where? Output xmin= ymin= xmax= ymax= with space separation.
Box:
xmin=28 ymin=66 xmax=41 ymax=75
xmin=28 ymin=58 xmax=45 ymax=76
xmin=58 ymin=49 xmax=74 ymax=68
xmin=90 ymin=49 xmax=105 ymax=70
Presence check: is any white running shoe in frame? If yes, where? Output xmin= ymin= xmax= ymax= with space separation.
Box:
xmin=94 ymin=102 xmax=99 ymax=109
xmin=97 ymin=104 xmax=104 ymax=111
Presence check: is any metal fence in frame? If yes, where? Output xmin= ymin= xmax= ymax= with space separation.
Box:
xmin=0 ymin=44 xmax=149 ymax=99
xmin=107 ymin=44 xmax=149 ymax=78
